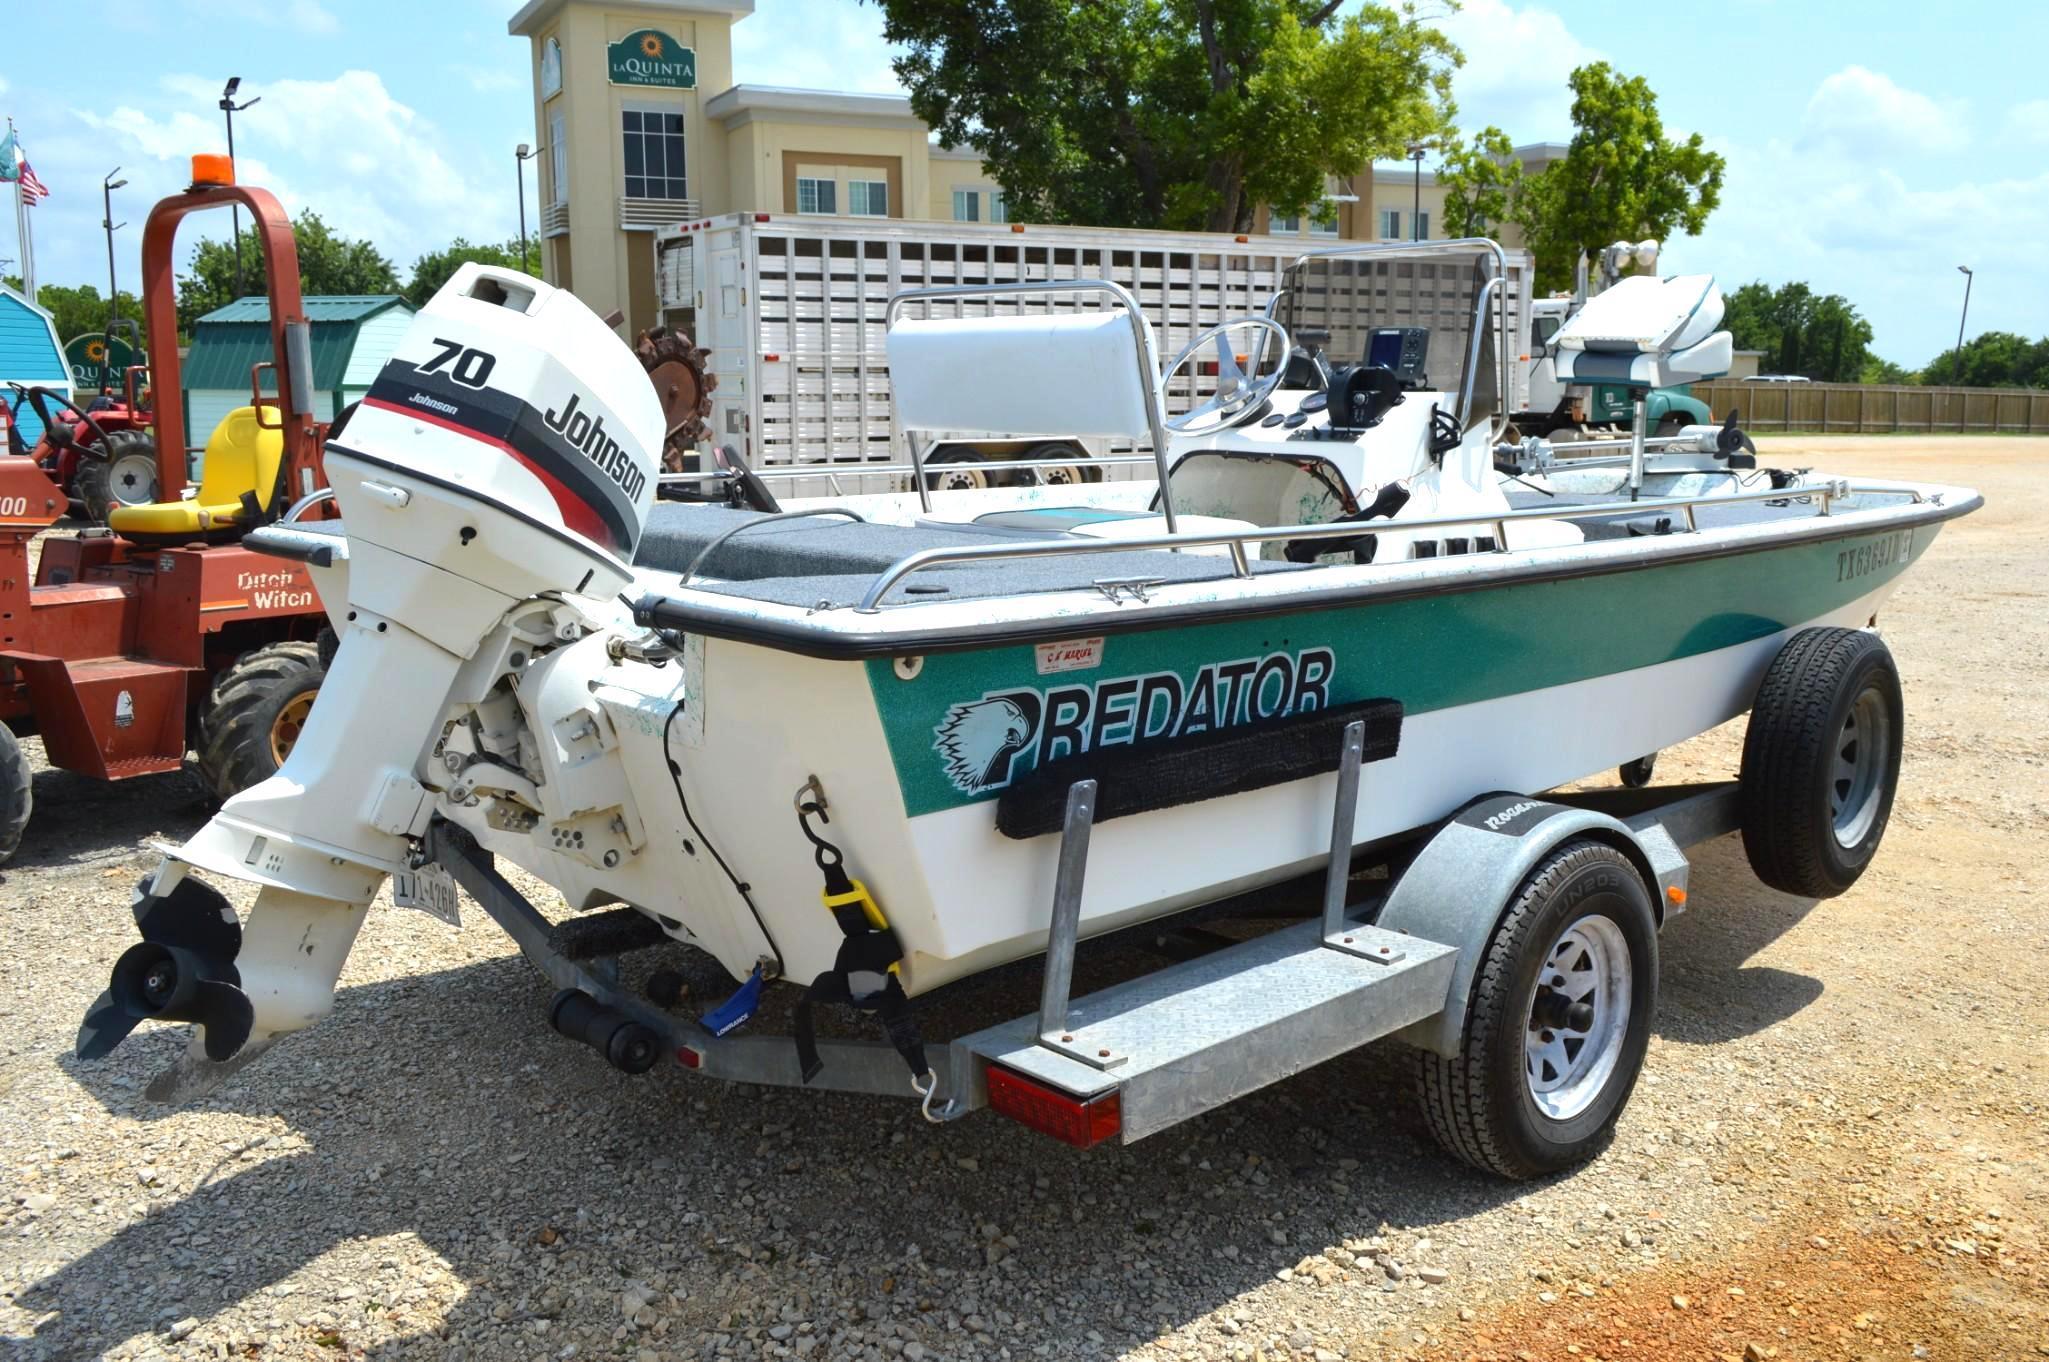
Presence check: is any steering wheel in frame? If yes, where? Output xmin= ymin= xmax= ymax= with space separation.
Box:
xmin=1161 ymin=317 xmax=1291 ymax=436
xmin=19 ymin=385 xmax=113 ymax=455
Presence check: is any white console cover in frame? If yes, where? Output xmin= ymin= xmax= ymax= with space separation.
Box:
xmin=888 ymin=310 xmax=1161 ymax=440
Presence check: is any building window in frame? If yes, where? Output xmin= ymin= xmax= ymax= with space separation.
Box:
xmin=849 ymin=179 xmax=888 ymax=216
xmin=1308 ymin=206 xmax=1339 ymax=237
xmin=540 ymin=36 xmax=562 ymax=100
xmin=1379 ymin=208 xmax=1402 ymax=240
xmin=1268 ymin=208 xmax=1301 ymax=235
xmin=548 ymin=110 xmax=568 ymax=206
xmin=622 ymin=105 xmax=687 ymax=200
xmin=1414 ymin=211 xmax=1429 ymax=241
xmin=989 ymin=191 xmax=1007 ymax=224
xmin=797 ymin=177 xmax=836 ymax=214
xmin=952 ymin=188 xmax=980 ymax=222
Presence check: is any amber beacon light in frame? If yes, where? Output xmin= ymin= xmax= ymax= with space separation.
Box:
xmin=190 ymin=153 xmax=235 ymax=187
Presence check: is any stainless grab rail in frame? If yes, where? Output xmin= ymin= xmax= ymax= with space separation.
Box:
xmin=845 ymin=481 xmax=1912 ymax=613
xmin=655 ymin=452 xmax=1164 ymax=487
xmin=884 ymin=279 xmax=1180 ymax=533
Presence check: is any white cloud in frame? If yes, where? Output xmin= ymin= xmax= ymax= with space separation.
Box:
xmin=458 ymin=66 xmax=523 ymax=95
xmin=731 ymin=0 xmax=905 ymax=95
xmin=2004 ymin=98 xmax=2049 ymax=148
xmin=76 ymin=71 xmax=485 ymax=278
xmin=1434 ymin=0 xmax=1600 ymax=141
xmin=1797 ymin=66 xmax=1967 ymax=158
xmin=1668 ymin=114 xmax=2047 ymax=364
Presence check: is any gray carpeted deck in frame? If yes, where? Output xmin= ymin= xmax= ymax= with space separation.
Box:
xmin=633 ymin=503 xmax=1303 ymax=609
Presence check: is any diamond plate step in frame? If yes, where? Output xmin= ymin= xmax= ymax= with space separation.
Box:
xmin=960 ymin=919 xmax=1458 ymax=1142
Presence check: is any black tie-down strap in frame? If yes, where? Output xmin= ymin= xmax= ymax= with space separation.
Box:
xmin=793 ymin=902 xmax=929 ymax=1085
xmin=792 ymin=789 xmax=930 ymax=1087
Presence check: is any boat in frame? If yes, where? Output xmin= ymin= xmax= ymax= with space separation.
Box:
xmin=72 ymin=243 xmax=1978 ymax=1165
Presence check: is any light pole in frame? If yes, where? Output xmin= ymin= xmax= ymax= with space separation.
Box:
xmin=1949 ymin=265 xmax=1973 ymax=386
xmin=516 ymin=143 xmax=542 ymax=275
xmin=1405 ymin=142 xmax=1434 ymax=241
xmin=219 ymin=77 xmax=261 ymax=298
xmin=101 ymin=168 xmax=128 ymax=395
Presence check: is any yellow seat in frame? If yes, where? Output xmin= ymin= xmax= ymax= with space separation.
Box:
xmin=108 ymin=407 xmax=286 ymax=539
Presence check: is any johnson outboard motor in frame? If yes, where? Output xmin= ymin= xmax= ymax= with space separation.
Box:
xmin=76 ymin=266 xmax=664 ymax=1086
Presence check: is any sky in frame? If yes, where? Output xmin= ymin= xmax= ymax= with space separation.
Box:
xmin=3 ymin=0 xmax=2044 ymax=366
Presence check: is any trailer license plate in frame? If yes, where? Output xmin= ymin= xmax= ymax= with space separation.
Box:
xmin=393 ymin=863 xmax=461 ymax=926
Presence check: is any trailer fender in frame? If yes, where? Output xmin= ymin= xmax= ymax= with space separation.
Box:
xmin=1379 ymin=794 xmax=1686 ymax=1058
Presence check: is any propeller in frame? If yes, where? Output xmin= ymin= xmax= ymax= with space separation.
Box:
xmin=1716 ymin=408 xmax=1758 ymax=461
xmin=77 ymin=875 xmax=253 ymax=1063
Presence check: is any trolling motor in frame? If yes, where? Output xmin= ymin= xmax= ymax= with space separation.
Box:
xmin=74 ymin=264 xmax=666 ymax=1090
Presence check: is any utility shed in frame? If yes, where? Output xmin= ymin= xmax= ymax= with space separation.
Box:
xmin=0 ymin=284 xmax=72 ymax=445
xmin=182 ymin=295 xmax=414 ymax=447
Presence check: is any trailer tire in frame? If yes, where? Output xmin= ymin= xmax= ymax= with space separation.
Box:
xmin=1417 ymin=839 xmax=1657 ymax=1180
xmin=922 ymin=450 xmax=991 ymax=491
xmin=76 ymin=429 xmax=160 ymax=525
xmin=1739 ymin=627 xmax=1902 ymax=899
xmin=0 ymin=723 xmax=31 ymax=866
xmin=1008 ymin=442 xmax=1088 ymax=488
xmin=196 ymin=642 xmax=325 ymax=801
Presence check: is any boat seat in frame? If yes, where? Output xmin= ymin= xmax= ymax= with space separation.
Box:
xmin=107 ymin=407 xmax=285 ymax=541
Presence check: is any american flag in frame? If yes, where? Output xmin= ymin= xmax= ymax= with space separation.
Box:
xmin=17 ymin=159 xmax=48 ymax=204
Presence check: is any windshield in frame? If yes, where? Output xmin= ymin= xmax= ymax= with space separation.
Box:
xmin=1271 ymin=245 xmax=1507 ymax=423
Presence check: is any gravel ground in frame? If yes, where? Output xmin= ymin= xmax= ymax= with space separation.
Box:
xmin=1 ymin=435 xmax=2043 ymax=1362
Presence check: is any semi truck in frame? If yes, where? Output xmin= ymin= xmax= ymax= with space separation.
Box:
xmin=653 ymin=214 xmax=1536 ymax=488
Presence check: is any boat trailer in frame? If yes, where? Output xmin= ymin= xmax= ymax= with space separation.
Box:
xmin=410 ymin=715 xmax=1739 ymax=1160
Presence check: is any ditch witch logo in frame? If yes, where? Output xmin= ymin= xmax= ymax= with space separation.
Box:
xmin=933 ymin=647 xmax=1336 ymax=794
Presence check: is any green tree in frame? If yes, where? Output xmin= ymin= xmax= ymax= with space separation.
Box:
xmin=1861 ymin=355 xmax=1919 ymax=386
xmin=1932 ymin=330 xmax=2049 ymax=388
xmin=1439 ymin=63 xmax=1724 ymax=292
xmin=1435 ymin=125 xmax=1521 ymax=239
xmin=1721 ymin=281 xmax=1874 ymax=383
xmin=177 ymin=210 xmax=400 ymax=334
xmin=405 ymin=239 xmax=540 ymax=309
xmin=6 ymin=281 xmax=148 ymax=349
xmin=876 ymin=0 xmax=1459 ymax=233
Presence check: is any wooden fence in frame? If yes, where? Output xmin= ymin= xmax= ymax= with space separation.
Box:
xmin=1695 ymin=381 xmax=2049 ymax=434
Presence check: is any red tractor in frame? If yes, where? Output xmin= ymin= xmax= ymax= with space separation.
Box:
xmin=9 ymin=370 xmax=159 ymax=526
xmin=0 ymin=157 xmax=337 ymax=863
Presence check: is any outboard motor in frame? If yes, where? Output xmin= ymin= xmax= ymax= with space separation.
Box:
xmin=77 ymin=265 xmax=663 ymax=1084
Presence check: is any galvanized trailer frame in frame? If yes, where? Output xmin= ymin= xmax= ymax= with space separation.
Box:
xmin=427 ymin=714 xmax=1741 ymax=1147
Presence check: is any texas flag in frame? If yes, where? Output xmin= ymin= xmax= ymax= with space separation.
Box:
xmin=0 ymin=129 xmax=49 ymax=203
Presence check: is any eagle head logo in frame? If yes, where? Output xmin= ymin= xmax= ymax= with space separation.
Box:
xmin=934 ymin=691 xmax=1041 ymax=793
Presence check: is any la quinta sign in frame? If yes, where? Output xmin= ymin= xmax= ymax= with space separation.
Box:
xmin=607 ymin=29 xmax=696 ymax=89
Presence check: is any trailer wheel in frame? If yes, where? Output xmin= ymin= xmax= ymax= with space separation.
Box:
xmin=1417 ymin=839 xmax=1657 ymax=1180
xmin=1655 ymin=415 xmax=1686 ymax=438
xmin=0 ymin=723 xmax=31 ymax=866
xmin=196 ymin=642 xmax=325 ymax=801
xmin=1739 ymin=627 xmax=1903 ymax=898
xmin=922 ymin=450 xmax=990 ymax=491
xmin=1009 ymin=441 xmax=1087 ymax=488
xmin=76 ymin=429 xmax=160 ymax=524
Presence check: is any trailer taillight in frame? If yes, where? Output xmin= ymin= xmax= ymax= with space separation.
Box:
xmin=986 ymin=1067 xmax=1121 ymax=1147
